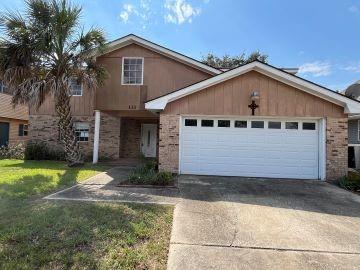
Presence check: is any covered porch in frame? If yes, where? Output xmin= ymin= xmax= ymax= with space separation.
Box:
xmin=92 ymin=110 xmax=159 ymax=163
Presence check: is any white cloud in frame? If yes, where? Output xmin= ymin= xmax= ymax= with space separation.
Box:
xmin=349 ymin=5 xmax=359 ymax=13
xmin=341 ymin=62 xmax=360 ymax=73
xmin=164 ymin=0 xmax=201 ymax=24
xmin=298 ymin=61 xmax=331 ymax=77
xmin=119 ymin=11 xmax=129 ymax=23
xmin=118 ymin=1 xmax=152 ymax=27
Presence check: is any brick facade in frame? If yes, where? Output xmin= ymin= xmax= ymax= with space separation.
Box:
xmin=158 ymin=114 xmax=349 ymax=180
xmin=29 ymin=112 xmax=120 ymax=160
xmin=158 ymin=114 xmax=179 ymax=173
xmin=326 ymin=117 xmax=348 ymax=180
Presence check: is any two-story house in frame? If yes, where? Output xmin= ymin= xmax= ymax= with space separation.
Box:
xmin=29 ymin=34 xmax=360 ymax=180
xmin=0 ymin=81 xmax=29 ymax=147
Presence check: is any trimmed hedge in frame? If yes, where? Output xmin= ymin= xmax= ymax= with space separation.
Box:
xmin=25 ymin=141 xmax=65 ymax=161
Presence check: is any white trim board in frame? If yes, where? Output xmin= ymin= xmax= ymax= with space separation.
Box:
xmin=91 ymin=34 xmax=221 ymax=76
xmin=145 ymin=61 xmax=360 ymax=114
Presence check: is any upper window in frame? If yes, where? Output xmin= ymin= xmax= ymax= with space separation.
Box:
xmin=74 ymin=122 xmax=89 ymax=142
xmin=285 ymin=122 xmax=298 ymax=130
xmin=303 ymin=122 xmax=316 ymax=130
xmin=122 ymin=57 xmax=144 ymax=85
xmin=268 ymin=121 xmax=281 ymax=129
xmin=18 ymin=124 xmax=28 ymax=136
xmin=235 ymin=120 xmax=247 ymax=128
xmin=201 ymin=120 xmax=214 ymax=127
xmin=185 ymin=119 xmax=197 ymax=126
xmin=251 ymin=121 xmax=264 ymax=128
xmin=218 ymin=120 xmax=230 ymax=127
xmin=70 ymin=78 xmax=82 ymax=96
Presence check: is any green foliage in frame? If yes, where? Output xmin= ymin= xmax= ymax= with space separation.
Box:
xmin=201 ymin=51 xmax=268 ymax=69
xmin=0 ymin=143 xmax=25 ymax=159
xmin=0 ymin=160 xmax=172 ymax=269
xmin=339 ymin=172 xmax=360 ymax=192
xmin=25 ymin=141 xmax=66 ymax=161
xmin=128 ymin=159 xmax=174 ymax=186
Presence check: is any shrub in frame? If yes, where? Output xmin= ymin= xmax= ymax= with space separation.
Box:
xmin=154 ymin=171 xmax=173 ymax=185
xmin=0 ymin=143 xmax=25 ymax=159
xmin=25 ymin=141 xmax=65 ymax=161
xmin=339 ymin=172 xmax=360 ymax=193
xmin=127 ymin=159 xmax=174 ymax=186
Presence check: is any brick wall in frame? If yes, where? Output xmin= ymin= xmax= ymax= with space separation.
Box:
xmin=158 ymin=114 xmax=179 ymax=173
xmin=326 ymin=117 xmax=348 ymax=180
xmin=29 ymin=112 xmax=120 ymax=160
xmin=99 ymin=113 xmax=120 ymax=159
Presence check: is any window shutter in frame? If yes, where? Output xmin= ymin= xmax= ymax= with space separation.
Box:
xmin=18 ymin=124 xmax=24 ymax=136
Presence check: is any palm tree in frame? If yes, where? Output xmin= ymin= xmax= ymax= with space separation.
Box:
xmin=0 ymin=0 xmax=107 ymax=166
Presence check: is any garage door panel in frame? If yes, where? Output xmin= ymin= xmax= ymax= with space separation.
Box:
xmin=180 ymin=118 xmax=319 ymax=179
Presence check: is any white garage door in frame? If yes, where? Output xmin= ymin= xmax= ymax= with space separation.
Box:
xmin=180 ymin=117 xmax=320 ymax=179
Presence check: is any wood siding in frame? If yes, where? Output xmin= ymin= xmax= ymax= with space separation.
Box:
xmin=163 ymin=71 xmax=345 ymax=118
xmin=0 ymin=93 xmax=29 ymax=120
xmin=30 ymin=86 xmax=95 ymax=116
xmin=95 ymin=43 xmax=211 ymax=111
xmin=0 ymin=116 xmax=28 ymax=144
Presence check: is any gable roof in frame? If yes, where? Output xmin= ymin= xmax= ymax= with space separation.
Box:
xmin=145 ymin=61 xmax=360 ymax=114
xmin=91 ymin=34 xmax=221 ymax=76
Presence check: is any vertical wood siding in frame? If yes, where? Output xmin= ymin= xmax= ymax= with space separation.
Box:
xmin=0 ymin=93 xmax=29 ymax=120
xmin=163 ymin=71 xmax=345 ymax=118
xmin=95 ymin=44 xmax=211 ymax=111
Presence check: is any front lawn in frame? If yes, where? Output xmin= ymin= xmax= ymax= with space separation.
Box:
xmin=0 ymin=160 xmax=173 ymax=269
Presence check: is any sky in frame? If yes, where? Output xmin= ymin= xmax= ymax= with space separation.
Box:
xmin=1 ymin=0 xmax=360 ymax=92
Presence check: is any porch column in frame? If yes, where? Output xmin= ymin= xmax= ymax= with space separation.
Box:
xmin=92 ymin=110 xmax=100 ymax=163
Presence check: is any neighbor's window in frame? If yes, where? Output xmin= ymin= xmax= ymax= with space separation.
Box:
xmin=218 ymin=120 xmax=230 ymax=127
xmin=122 ymin=57 xmax=143 ymax=85
xmin=251 ymin=121 xmax=264 ymax=128
xmin=235 ymin=120 xmax=247 ymax=128
xmin=74 ymin=122 xmax=89 ymax=142
xmin=0 ymin=80 xmax=6 ymax=93
xmin=285 ymin=122 xmax=298 ymax=130
xmin=18 ymin=124 xmax=28 ymax=136
xmin=70 ymin=78 xmax=82 ymax=96
xmin=185 ymin=119 xmax=197 ymax=126
xmin=201 ymin=120 xmax=214 ymax=127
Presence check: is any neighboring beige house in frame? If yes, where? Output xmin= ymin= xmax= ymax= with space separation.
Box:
xmin=0 ymin=82 xmax=29 ymax=147
xmin=29 ymin=34 xmax=360 ymax=180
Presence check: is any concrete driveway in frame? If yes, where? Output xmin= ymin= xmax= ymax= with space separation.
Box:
xmin=168 ymin=175 xmax=360 ymax=270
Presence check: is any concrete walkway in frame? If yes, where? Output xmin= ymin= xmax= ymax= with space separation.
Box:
xmin=44 ymin=166 xmax=180 ymax=205
xmin=45 ymin=169 xmax=360 ymax=269
xmin=168 ymin=175 xmax=360 ymax=270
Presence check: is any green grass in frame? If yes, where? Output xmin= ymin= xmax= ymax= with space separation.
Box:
xmin=0 ymin=160 xmax=173 ymax=270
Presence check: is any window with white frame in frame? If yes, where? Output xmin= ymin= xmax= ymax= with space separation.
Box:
xmin=122 ymin=57 xmax=143 ymax=85
xmin=74 ymin=122 xmax=89 ymax=142
xmin=18 ymin=124 xmax=28 ymax=136
xmin=70 ymin=78 xmax=82 ymax=96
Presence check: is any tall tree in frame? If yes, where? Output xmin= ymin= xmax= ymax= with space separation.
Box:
xmin=0 ymin=0 xmax=107 ymax=166
xmin=201 ymin=51 xmax=268 ymax=69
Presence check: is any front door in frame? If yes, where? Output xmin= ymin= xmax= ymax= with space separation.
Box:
xmin=141 ymin=124 xmax=157 ymax=157
xmin=0 ymin=122 xmax=10 ymax=147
